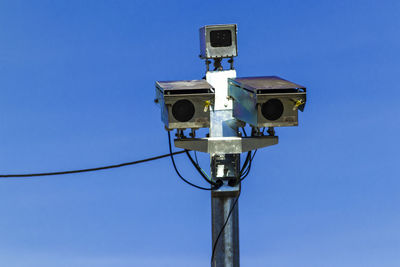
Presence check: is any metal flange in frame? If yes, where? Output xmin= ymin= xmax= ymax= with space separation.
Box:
xmin=174 ymin=135 xmax=278 ymax=154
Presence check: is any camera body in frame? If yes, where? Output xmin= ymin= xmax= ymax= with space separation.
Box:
xmin=155 ymin=80 xmax=215 ymax=130
xmin=199 ymin=24 xmax=238 ymax=59
xmin=228 ymin=76 xmax=306 ymax=127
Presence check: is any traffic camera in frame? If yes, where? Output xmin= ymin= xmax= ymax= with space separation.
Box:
xmin=228 ymin=76 xmax=306 ymax=127
xmin=199 ymin=24 xmax=238 ymax=59
xmin=155 ymin=80 xmax=215 ymax=130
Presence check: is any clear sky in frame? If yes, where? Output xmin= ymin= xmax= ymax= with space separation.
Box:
xmin=0 ymin=0 xmax=399 ymax=266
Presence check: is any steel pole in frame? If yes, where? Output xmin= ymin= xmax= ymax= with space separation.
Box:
xmin=211 ymin=154 xmax=240 ymax=267
xmin=207 ymin=70 xmax=240 ymax=267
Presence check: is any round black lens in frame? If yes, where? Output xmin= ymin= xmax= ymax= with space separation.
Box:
xmin=261 ymin=99 xmax=284 ymax=121
xmin=172 ymin=99 xmax=195 ymax=122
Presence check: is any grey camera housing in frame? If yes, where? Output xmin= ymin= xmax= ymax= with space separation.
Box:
xmin=228 ymin=76 xmax=306 ymax=127
xmin=199 ymin=24 xmax=238 ymax=59
xmin=155 ymin=80 xmax=215 ymax=130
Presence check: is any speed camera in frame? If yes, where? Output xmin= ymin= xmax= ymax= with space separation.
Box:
xmin=199 ymin=24 xmax=238 ymax=59
xmin=228 ymin=76 xmax=306 ymax=127
xmin=155 ymin=79 xmax=215 ymax=130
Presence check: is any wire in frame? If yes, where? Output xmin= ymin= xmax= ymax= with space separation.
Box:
xmin=240 ymin=151 xmax=252 ymax=175
xmin=239 ymin=127 xmax=252 ymax=175
xmin=0 ymin=150 xmax=186 ymax=178
xmin=194 ymin=150 xmax=200 ymax=165
xmin=242 ymin=127 xmax=248 ymax=137
xmin=185 ymin=150 xmax=218 ymax=186
xmin=168 ymin=131 xmax=214 ymax=191
xmin=211 ymin=183 xmax=241 ymax=264
xmin=194 ymin=151 xmax=211 ymax=180
xmin=240 ymin=149 xmax=257 ymax=182
xmin=251 ymin=149 xmax=257 ymax=160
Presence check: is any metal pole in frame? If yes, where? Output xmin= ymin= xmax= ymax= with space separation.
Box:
xmin=211 ymin=154 xmax=240 ymax=267
xmin=207 ymin=70 xmax=240 ymax=267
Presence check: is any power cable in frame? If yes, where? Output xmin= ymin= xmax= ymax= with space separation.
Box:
xmin=240 ymin=151 xmax=252 ymax=175
xmin=168 ymin=131 xmax=215 ymax=191
xmin=185 ymin=150 xmax=218 ymax=186
xmin=194 ymin=151 xmax=211 ymax=180
xmin=0 ymin=150 xmax=185 ymax=178
xmin=240 ymin=150 xmax=257 ymax=182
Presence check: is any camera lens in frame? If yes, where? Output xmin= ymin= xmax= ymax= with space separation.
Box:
xmin=172 ymin=99 xmax=195 ymax=122
xmin=261 ymin=99 xmax=284 ymax=121
xmin=210 ymin=30 xmax=232 ymax=47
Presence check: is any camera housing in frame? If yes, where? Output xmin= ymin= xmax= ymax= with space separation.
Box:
xmin=155 ymin=80 xmax=215 ymax=130
xmin=228 ymin=76 xmax=306 ymax=127
xmin=199 ymin=24 xmax=238 ymax=59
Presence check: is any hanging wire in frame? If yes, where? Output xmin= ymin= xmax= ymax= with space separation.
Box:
xmin=185 ymin=150 xmax=218 ymax=186
xmin=0 ymin=150 xmax=186 ymax=178
xmin=168 ymin=131 xmax=216 ymax=191
xmin=194 ymin=151 xmax=211 ymax=180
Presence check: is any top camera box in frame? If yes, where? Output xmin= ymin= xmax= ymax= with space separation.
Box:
xmin=199 ymin=24 xmax=238 ymax=59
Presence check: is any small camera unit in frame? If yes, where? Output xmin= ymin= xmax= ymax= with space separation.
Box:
xmin=199 ymin=24 xmax=238 ymax=59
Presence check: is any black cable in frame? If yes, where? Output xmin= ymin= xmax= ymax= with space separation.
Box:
xmin=0 ymin=150 xmax=186 ymax=178
xmin=243 ymin=150 xmax=256 ymax=175
xmin=241 ymin=151 xmax=255 ymax=178
xmin=211 ymin=183 xmax=241 ymax=264
xmin=242 ymin=127 xmax=248 ymax=137
xmin=168 ymin=131 xmax=213 ymax=191
xmin=240 ymin=163 xmax=251 ymax=181
xmin=239 ymin=127 xmax=252 ymax=175
xmin=240 ymin=151 xmax=252 ymax=175
xmin=185 ymin=150 xmax=218 ymax=186
xmin=194 ymin=151 xmax=200 ymax=165
xmin=240 ymin=150 xmax=257 ymax=182
xmin=251 ymin=149 xmax=257 ymax=160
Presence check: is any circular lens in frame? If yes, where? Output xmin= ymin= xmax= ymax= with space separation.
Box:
xmin=261 ymin=99 xmax=284 ymax=121
xmin=172 ymin=99 xmax=195 ymax=122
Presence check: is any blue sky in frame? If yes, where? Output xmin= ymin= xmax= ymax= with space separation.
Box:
xmin=0 ymin=0 xmax=399 ymax=266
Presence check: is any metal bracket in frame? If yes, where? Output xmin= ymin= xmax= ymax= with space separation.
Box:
xmin=212 ymin=181 xmax=240 ymax=197
xmin=174 ymin=135 xmax=278 ymax=154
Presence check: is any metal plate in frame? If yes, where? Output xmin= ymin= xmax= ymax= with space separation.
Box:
xmin=229 ymin=76 xmax=305 ymax=93
xmin=156 ymin=80 xmax=214 ymax=94
xmin=174 ymin=136 xmax=278 ymax=154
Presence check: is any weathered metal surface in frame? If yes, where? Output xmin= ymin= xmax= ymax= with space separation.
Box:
xmin=230 ymin=76 xmax=305 ymax=92
xmin=155 ymin=79 xmax=215 ymax=130
xmin=211 ymin=154 xmax=240 ymax=197
xmin=228 ymin=76 xmax=307 ymax=128
xmin=174 ymin=136 xmax=278 ymax=154
xmin=207 ymin=70 xmax=237 ymax=110
xmin=199 ymin=24 xmax=238 ymax=59
xmin=211 ymin=196 xmax=240 ymax=267
xmin=206 ymin=70 xmax=240 ymax=267
xmin=156 ymin=79 xmax=214 ymax=93
xmin=210 ymin=110 xmax=240 ymax=138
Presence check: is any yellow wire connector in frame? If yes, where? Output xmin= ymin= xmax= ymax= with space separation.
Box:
xmin=293 ymin=99 xmax=305 ymax=111
xmin=204 ymin=100 xmax=211 ymax=112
